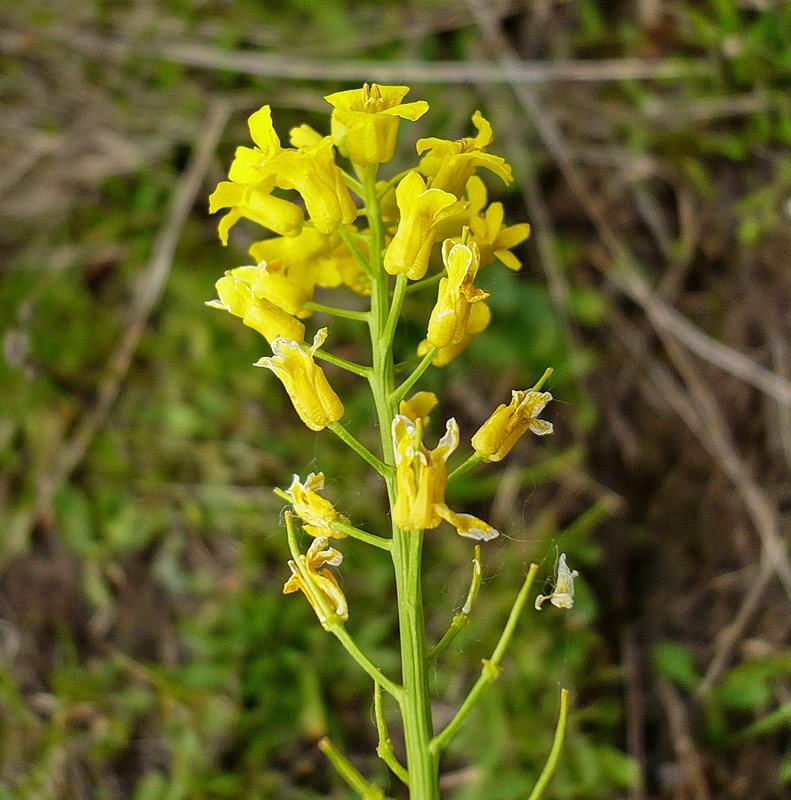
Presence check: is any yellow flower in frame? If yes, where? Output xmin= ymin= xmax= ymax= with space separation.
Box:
xmin=535 ymin=554 xmax=578 ymax=610
xmin=426 ymin=240 xmax=489 ymax=348
xmin=254 ymin=328 xmax=344 ymax=431
xmin=471 ymin=389 xmax=553 ymax=462
xmin=208 ymin=181 xmax=304 ymax=244
xmin=284 ymin=472 xmax=350 ymax=538
xmin=325 ymin=83 xmax=429 ymax=165
xmin=399 ymin=391 xmax=438 ymax=428
xmin=209 ymin=106 xmax=305 ymax=242
xmin=270 ymin=136 xmax=357 ymax=234
xmin=392 ymin=412 xmax=458 ymax=530
xmin=417 ymin=111 xmax=513 ymax=197
xmin=250 ymin=229 xmax=370 ymax=297
xmin=283 ymin=535 xmax=348 ymax=628
xmin=206 ymin=268 xmax=305 ymax=343
xmin=391 ymin=408 xmax=499 ymax=541
xmin=458 ymin=177 xmax=531 ymax=270
xmin=383 ymin=171 xmax=466 ymax=280
xmin=418 ymin=300 xmax=491 ymax=366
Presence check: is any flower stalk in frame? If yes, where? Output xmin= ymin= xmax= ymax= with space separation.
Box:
xmin=206 ymin=86 xmax=572 ymax=799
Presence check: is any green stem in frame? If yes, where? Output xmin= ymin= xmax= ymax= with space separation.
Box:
xmin=328 ymin=422 xmax=391 ymax=477
xmin=304 ymin=300 xmax=369 ymax=322
xmin=339 ymin=226 xmax=373 ymax=276
xmin=405 ymin=271 xmax=444 ymax=295
xmin=383 ymin=273 xmax=408 ymax=347
xmin=430 ymin=563 xmax=539 ymax=754
xmin=318 ymin=737 xmax=390 ymax=800
xmin=315 ymin=348 xmax=371 ymax=378
xmin=285 ymin=513 xmax=403 ymax=700
xmin=391 ymin=347 xmax=438 ymax=406
xmin=428 ymin=546 xmax=482 ymax=662
xmin=362 ymin=163 xmax=439 ymax=800
xmin=526 ymin=689 xmax=570 ymax=800
xmin=374 ymin=681 xmax=410 ymax=786
xmin=448 ymin=453 xmax=485 ymax=483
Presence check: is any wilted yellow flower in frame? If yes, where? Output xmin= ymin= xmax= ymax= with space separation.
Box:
xmin=535 ymin=554 xmax=578 ymax=610
xmin=206 ymin=268 xmax=305 ymax=343
xmin=391 ymin=410 xmax=499 ymax=541
xmin=434 ymin=504 xmax=498 ymax=542
xmin=325 ymin=83 xmax=429 ymax=165
xmin=418 ymin=301 xmax=491 ymax=366
xmin=383 ymin=171 xmax=466 ymax=280
xmin=209 ymin=106 xmax=305 ymax=243
xmin=426 ymin=240 xmax=489 ymax=348
xmin=283 ymin=535 xmax=348 ymax=628
xmin=392 ymin=412 xmax=458 ymax=530
xmin=471 ymin=389 xmax=553 ymax=462
xmin=270 ymin=136 xmax=357 ymax=234
xmin=417 ymin=111 xmax=512 ymax=198
xmin=284 ymin=472 xmax=350 ymax=538
xmin=254 ymin=328 xmax=344 ymax=431
xmin=459 ymin=176 xmax=531 ymax=270
xmin=249 ymin=228 xmax=370 ymax=298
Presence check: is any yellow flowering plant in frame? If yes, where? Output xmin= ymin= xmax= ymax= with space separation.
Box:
xmin=207 ymin=84 xmax=572 ymax=800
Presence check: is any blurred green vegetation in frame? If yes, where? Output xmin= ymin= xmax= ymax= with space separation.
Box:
xmin=4 ymin=0 xmax=791 ymax=798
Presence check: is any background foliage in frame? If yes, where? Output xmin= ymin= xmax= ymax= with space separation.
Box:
xmin=2 ymin=1 xmax=791 ymax=798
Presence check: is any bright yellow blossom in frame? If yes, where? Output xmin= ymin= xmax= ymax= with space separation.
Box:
xmin=325 ymin=83 xmax=429 ymax=165
xmin=209 ymin=106 xmax=305 ymax=243
xmin=535 ymin=554 xmax=578 ymax=610
xmin=206 ymin=269 xmax=305 ymax=343
xmin=391 ymin=409 xmax=499 ymax=541
xmin=209 ymin=181 xmax=304 ymax=244
xmin=426 ymin=240 xmax=489 ymax=348
xmin=458 ymin=176 xmax=531 ymax=270
xmin=270 ymin=136 xmax=357 ymax=234
xmin=417 ymin=111 xmax=512 ymax=198
xmin=250 ymin=229 xmax=370 ymax=297
xmin=254 ymin=328 xmax=344 ymax=431
xmin=399 ymin=391 xmax=438 ymax=428
xmin=283 ymin=535 xmax=348 ymax=628
xmin=284 ymin=472 xmax=350 ymax=538
xmin=471 ymin=389 xmax=553 ymax=462
xmin=383 ymin=171 xmax=466 ymax=280
xmin=418 ymin=301 xmax=491 ymax=366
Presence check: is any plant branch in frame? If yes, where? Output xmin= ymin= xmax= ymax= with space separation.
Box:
xmin=526 ymin=688 xmax=570 ymax=800
xmin=382 ymin=273 xmax=408 ymax=348
xmin=315 ymin=348 xmax=371 ymax=377
xmin=339 ymin=226 xmax=373 ymax=276
xmin=318 ymin=737 xmax=390 ymax=800
xmin=374 ymin=681 xmax=410 ymax=786
xmin=428 ymin=545 xmax=482 ymax=661
xmin=448 ymin=453 xmax=485 ymax=483
xmin=285 ymin=513 xmax=403 ymax=700
xmin=304 ymin=300 xmax=369 ymax=322
xmin=430 ymin=563 xmax=539 ymax=753
xmin=328 ymin=422 xmax=391 ymax=477
xmin=391 ymin=347 xmax=438 ymax=406
xmin=405 ymin=271 xmax=444 ymax=294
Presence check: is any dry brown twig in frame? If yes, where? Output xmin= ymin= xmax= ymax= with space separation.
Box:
xmin=610 ymin=306 xmax=789 ymax=687
xmin=11 ymin=99 xmax=231 ymax=551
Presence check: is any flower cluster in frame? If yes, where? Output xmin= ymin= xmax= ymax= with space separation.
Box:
xmin=207 ymin=83 xmax=571 ymax=798
xmin=207 ymin=84 xmax=553 ymax=635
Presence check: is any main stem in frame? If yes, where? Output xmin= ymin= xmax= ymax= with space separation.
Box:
xmin=363 ymin=166 xmax=439 ymax=799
